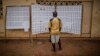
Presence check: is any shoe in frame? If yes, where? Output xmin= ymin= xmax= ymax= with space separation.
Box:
xmin=52 ymin=43 xmax=56 ymax=52
xmin=58 ymin=39 xmax=62 ymax=50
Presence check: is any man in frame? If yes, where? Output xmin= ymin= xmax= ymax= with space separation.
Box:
xmin=48 ymin=11 xmax=63 ymax=52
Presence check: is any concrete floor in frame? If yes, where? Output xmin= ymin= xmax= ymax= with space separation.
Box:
xmin=0 ymin=39 xmax=100 ymax=56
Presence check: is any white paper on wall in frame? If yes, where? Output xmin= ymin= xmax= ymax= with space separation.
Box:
xmin=31 ymin=4 xmax=54 ymax=34
xmin=31 ymin=4 xmax=82 ymax=34
xmin=23 ymin=21 xmax=29 ymax=32
xmin=57 ymin=5 xmax=82 ymax=34
xmin=6 ymin=6 xmax=30 ymax=32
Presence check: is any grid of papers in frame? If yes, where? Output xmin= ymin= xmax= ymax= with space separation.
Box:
xmin=6 ymin=7 xmax=30 ymax=32
xmin=31 ymin=4 xmax=82 ymax=34
xmin=31 ymin=4 xmax=54 ymax=34
xmin=57 ymin=5 xmax=82 ymax=34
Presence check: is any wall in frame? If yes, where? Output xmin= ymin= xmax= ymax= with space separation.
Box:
xmin=0 ymin=0 xmax=36 ymax=39
xmin=0 ymin=0 xmax=4 ymax=38
xmin=0 ymin=0 xmax=97 ymax=39
xmin=91 ymin=0 xmax=100 ymax=37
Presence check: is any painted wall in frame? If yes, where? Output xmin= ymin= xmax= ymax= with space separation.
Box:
xmin=91 ymin=0 xmax=100 ymax=37
xmin=0 ymin=0 xmax=99 ymax=39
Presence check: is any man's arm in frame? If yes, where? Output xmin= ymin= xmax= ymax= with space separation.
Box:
xmin=58 ymin=18 xmax=63 ymax=31
xmin=48 ymin=20 xmax=52 ymax=42
xmin=48 ymin=22 xmax=51 ymax=32
xmin=60 ymin=22 xmax=63 ymax=31
xmin=48 ymin=19 xmax=53 ymax=32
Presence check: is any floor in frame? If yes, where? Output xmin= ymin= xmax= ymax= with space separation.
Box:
xmin=0 ymin=39 xmax=100 ymax=56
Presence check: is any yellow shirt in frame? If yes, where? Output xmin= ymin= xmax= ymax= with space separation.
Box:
xmin=48 ymin=17 xmax=63 ymax=35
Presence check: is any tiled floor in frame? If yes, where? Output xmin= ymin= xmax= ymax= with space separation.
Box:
xmin=0 ymin=39 xmax=100 ymax=56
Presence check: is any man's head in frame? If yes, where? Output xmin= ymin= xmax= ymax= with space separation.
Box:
xmin=53 ymin=11 xmax=57 ymax=17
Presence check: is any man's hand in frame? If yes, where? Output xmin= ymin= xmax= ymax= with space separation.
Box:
xmin=59 ymin=27 xmax=61 ymax=31
xmin=49 ymin=28 xmax=51 ymax=32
